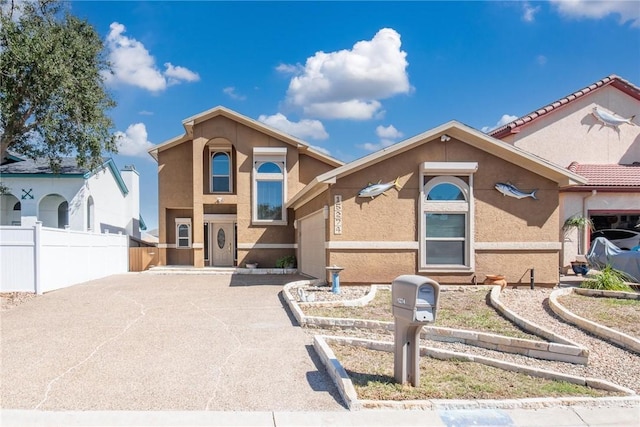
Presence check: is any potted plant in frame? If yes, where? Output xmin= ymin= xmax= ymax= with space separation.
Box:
xmin=570 ymin=261 xmax=589 ymax=276
xmin=562 ymin=215 xmax=594 ymax=254
xmin=563 ymin=215 xmax=594 ymax=275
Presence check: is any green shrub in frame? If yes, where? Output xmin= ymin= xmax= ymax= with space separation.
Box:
xmin=275 ymin=255 xmax=296 ymax=268
xmin=581 ymin=265 xmax=634 ymax=292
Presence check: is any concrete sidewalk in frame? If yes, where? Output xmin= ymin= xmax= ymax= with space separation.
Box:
xmin=2 ymin=405 xmax=639 ymax=426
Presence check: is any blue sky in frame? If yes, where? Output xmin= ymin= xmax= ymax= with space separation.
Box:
xmin=68 ymin=1 xmax=640 ymax=232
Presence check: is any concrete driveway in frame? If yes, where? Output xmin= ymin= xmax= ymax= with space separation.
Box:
xmin=0 ymin=273 xmax=345 ymax=411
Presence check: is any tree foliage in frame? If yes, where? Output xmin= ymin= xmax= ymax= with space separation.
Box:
xmin=0 ymin=0 xmax=116 ymax=171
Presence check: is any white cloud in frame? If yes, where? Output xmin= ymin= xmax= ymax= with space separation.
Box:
xmin=258 ymin=113 xmax=329 ymax=140
xmin=358 ymin=124 xmax=404 ymax=152
xmin=376 ymin=124 xmax=404 ymax=140
xmin=102 ymin=22 xmax=200 ymax=92
xmin=522 ymin=2 xmax=541 ymax=22
xmin=164 ymin=63 xmax=200 ymax=85
xmin=282 ymin=28 xmax=410 ymax=120
xmin=550 ymin=0 xmax=640 ymax=27
xmin=138 ymin=110 xmax=153 ymax=116
xmin=304 ymin=100 xmax=383 ymax=120
xmin=223 ymin=87 xmax=247 ymax=101
xmin=358 ymin=140 xmax=396 ymax=152
xmin=275 ymin=63 xmax=302 ymax=74
xmin=482 ymin=114 xmax=518 ymax=133
xmin=536 ymin=54 xmax=548 ymax=66
xmin=114 ymin=123 xmax=154 ymax=157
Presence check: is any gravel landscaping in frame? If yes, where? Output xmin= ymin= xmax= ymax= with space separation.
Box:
xmin=295 ymin=283 xmax=640 ymax=394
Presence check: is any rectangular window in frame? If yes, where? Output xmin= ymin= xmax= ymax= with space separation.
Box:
xmin=211 ymin=151 xmax=232 ymax=193
xmin=257 ymin=180 xmax=283 ymax=220
xmin=419 ymin=162 xmax=477 ymax=272
xmin=425 ymin=213 xmax=466 ymax=265
xmin=253 ymin=147 xmax=287 ymax=225
xmin=175 ymin=218 xmax=192 ymax=249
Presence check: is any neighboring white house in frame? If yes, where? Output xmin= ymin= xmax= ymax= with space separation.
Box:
xmin=489 ymin=74 xmax=640 ymax=268
xmin=0 ymin=155 xmax=145 ymax=239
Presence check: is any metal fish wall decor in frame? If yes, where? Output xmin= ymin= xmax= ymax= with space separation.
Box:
xmin=495 ymin=182 xmax=537 ymax=200
xmin=592 ymin=106 xmax=636 ymax=128
xmin=358 ymin=177 xmax=402 ymax=199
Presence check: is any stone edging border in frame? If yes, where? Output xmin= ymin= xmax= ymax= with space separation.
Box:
xmin=549 ymin=287 xmax=640 ymax=354
xmin=314 ymin=334 xmax=637 ymax=411
xmin=283 ymin=281 xmax=589 ymax=364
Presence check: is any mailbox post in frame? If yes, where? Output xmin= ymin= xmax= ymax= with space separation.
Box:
xmin=392 ymin=275 xmax=440 ymax=387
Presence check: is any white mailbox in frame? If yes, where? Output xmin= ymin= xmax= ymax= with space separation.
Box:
xmin=392 ymin=275 xmax=441 ymax=387
xmin=392 ymin=275 xmax=440 ymax=323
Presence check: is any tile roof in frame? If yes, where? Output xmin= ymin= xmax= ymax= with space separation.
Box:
xmin=489 ymin=75 xmax=640 ymax=139
xmin=567 ymin=162 xmax=640 ymax=187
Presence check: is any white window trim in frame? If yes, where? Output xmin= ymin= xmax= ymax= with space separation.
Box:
xmin=419 ymin=163 xmax=477 ymax=272
xmin=210 ymin=149 xmax=233 ymax=193
xmin=175 ymin=217 xmax=192 ymax=249
xmin=252 ymin=147 xmax=287 ymax=225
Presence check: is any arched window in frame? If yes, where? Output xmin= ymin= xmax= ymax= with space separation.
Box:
xmin=427 ymin=183 xmax=465 ymax=200
xmin=419 ymin=163 xmax=477 ymax=271
xmin=252 ymin=147 xmax=287 ymax=224
xmin=87 ymin=196 xmax=94 ymax=231
xmin=176 ymin=218 xmax=192 ymax=248
xmin=211 ymin=151 xmax=231 ymax=192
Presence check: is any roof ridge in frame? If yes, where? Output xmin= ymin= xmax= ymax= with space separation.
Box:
xmin=489 ymin=74 xmax=640 ymax=138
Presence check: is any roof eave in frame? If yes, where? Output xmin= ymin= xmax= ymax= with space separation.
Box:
xmin=489 ymin=74 xmax=640 ymax=139
xmin=154 ymin=106 xmax=343 ymax=167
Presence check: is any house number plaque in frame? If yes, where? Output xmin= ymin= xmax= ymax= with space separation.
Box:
xmin=334 ymin=195 xmax=342 ymax=235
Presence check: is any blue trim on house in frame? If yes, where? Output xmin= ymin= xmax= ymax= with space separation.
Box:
xmin=84 ymin=159 xmax=129 ymax=196
xmin=5 ymin=153 xmax=25 ymax=162
xmin=139 ymin=214 xmax=147 ymax=231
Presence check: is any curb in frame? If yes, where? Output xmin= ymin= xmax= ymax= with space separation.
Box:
xmin=314 ymin=335 xmax=637 ymax=411
xmin=284 ymin=282 xmax=589 ymax=364
xmin=549 ymin=287 xmax=640 ymax=354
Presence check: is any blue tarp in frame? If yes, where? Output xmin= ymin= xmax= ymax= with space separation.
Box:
xmin=586 ymin=237 xmax=640 ymax=282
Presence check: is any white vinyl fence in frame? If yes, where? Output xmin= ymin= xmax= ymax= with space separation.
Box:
xmin=0 ymin=223 xmax=128 ymax=294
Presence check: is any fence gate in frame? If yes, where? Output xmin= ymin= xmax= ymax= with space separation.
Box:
xmin=129 ymin=247 xmax=159 ymax=272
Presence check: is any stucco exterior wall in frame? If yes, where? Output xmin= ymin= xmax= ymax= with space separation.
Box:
xmin=157 ymin=113 xmax=336 ymax=267
xmin=1 ymin=177 xmax=84 ymax=228
xmin=500 ymin=86 xmax=640 ymax=166
xmin=299 ymin=154 xmax=337 ymax=185
xmin=158 ymin=142 xmax=194 ymax=209
xmin=1 ymin=166 xmax=136 ymax=237
xmin=323 ymin=136 xmax=561 ymax=285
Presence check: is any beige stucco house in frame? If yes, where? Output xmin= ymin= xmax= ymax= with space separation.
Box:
xmin=149 ymin=106 xmax=342 ymax=268
xmin=289 ymin=121 xmax=584 ymax=286
xmin=489 ymin=74 xmax=640 ymax=269
xmin=151 ymin=107 xmax=586 ymax=286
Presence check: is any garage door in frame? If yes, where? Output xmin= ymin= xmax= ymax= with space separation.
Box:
xmin=299 ymin=211 xmax=326 ymax=280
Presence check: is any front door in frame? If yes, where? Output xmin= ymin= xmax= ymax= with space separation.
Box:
xmin=212 ymin=222 xmax=234 ymax=266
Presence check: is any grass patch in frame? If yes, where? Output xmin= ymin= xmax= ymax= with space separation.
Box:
xmin=302 ymin=288 xmax=536 ymax=340
xmin=558 ymin=293 xmax=640 ymax=338
xmin=333 ymin=344 xmax=622 ymax=400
